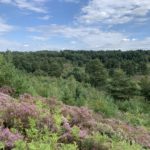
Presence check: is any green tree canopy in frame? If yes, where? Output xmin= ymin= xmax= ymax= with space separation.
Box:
xmin=108 ymin=69 xmax=140 ymax=100
xmin=140 ymin=76 xmax=150 ymax=101
xmin=85 ymin=59 xmax=108 ymax=89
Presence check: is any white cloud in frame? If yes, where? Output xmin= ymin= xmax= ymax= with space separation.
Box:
xmin=38 ymin=15 xmax=51 ymax=20
xmin=0 ymin=38 xmax=62 ymax=51
xmin=0 ymin=39 xmax=21 ymax=51
xmin=27 ymin=24 xmax=150 ymax=50
xmin=71 ymin=40 xmax=77 ymax=44
xmin=0 ymin=0 xmax=48 ymax=13
xmin=0 ymin=17 xmax=14 ymax=34
xmin=0 ymin=0 xmax=150 ymax=50
xmin=59 ymin=0 xmax=80 ymax=3
xmin=1 ymin=23 xmax=150 ymax=51
xmin=23 ymin=44 xmax=29 ymax=47
xmin=31 ymin=35 xmax=48 ymax=41
xmin=122 ymin=38 xmax=130 ymax=42
xmin=78 ymin=0 xmax=150 ymax=24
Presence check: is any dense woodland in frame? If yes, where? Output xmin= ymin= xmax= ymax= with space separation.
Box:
xmin=0 ymin=50 xmax=150 ymax=150
xmin=2 ymin=50 xmax=150 ymax=100
xmin=7 ymin=50 xmax=150 ymax=76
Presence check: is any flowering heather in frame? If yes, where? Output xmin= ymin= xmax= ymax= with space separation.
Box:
xmin=2 ymin=101 xmax=39 ymax=129
xmin=16 ymin=102 xmax=38 ymax=118
xmin=0 ymin=86 xmax=14 ymax=95
xmin=0 ymin=92 xmax=150 ymax=149
xmin=0 ymin=92 xmax=12 ymax=103
xmin=62 ymin=116 xmax=71 ymax=132
xmin=0 ymin=127 xmax=23 ymax=148
xmin=79 ymin=129 xmax=88 ymax=138
xmin=62 ymin=105 xmax=96 ymax=128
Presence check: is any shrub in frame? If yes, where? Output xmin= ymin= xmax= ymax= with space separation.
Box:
xmin=116 ymin=99 xmax=144 ymax=113
xmin=140 ymin=76 xmax=150 ymax=101
xmin=108 ymin=69 xmax=140 ymax=100
xmin=0 ymin=127 xmax=23 ymax=148
xmin=59 ymin=143 xmax=78 ymax=150
xmin=87 ymin=94 xmax=118 ymax=117
xmin=2 ymin=101 xmax=38 ymax=129
xmin=81 ymin=133 xmax=110 ymax=150
xmin=112 ymin=140 xmax=142 ymax=150
xmin=0 ymin=54 xmax=29 ymax=96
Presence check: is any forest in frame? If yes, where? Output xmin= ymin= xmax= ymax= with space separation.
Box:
xmin=0 ymin=50 xmax=150 ymax=150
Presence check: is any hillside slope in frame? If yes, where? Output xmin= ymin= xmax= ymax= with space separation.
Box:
xmin=0 ymin=92 xmax=149 ymax=150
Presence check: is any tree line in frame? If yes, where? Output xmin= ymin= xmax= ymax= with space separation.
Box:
xmin=0 ymin=50 xmax=150 ymax=101
xmin=3 ymin=50 xmax=149 ymax=76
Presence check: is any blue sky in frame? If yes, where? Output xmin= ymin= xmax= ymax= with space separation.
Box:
xmin=0 ymin=0 xmax=150 ymax=51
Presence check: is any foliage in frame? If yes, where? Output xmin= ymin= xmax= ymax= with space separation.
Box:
xmin=0 ymin=54 xmax=29 ymax=95
xmin=0 ymin=128 xmax=23 ymax=148
xmin=0 ymin=92 xmax=149 ymax=149
xmin=86 ymin=59 xmax=108 ymax=88
xmin=108 ymin=69 xmax=140 ymax=100
xmin=87 ymin=93 xmax=118 ymax=117
xmin=81 ymin=133 xmax=110 ymax=150
xmin=111 ymin=140 xmax=143 ymax=150
xmin=6 ymin=50 xmax=150 ymax=76
xmin=140 ymin=76 xmax=150 ymax=100
xmin=0 ymin=52 xmax=150 ymax=149
xmin=81 ymin=133 xmax=143 ymax=150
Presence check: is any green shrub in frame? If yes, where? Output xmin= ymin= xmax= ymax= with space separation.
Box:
xmin=116 ymin=99 xmax=144 ymax=113
xmin=112 ymin=140 xmax=142 ymax=150
xmin=81 ymin=133 xmax=110 ymax=150
xmin=88 ymin=93 xmax=118 ymax=117
xmin=59 ymin=143 xmax=78 ymax=150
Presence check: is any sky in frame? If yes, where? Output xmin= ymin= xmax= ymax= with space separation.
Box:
xmin=0 ymin=0 xmax=150 ymax=51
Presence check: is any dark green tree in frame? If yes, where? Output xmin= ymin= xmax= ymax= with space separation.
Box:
xmin=85 ymin=59 xmax=108 ymax=89
xmin=48 ymin=62 xmax=63 ymax=77
xmin=140 ymin=77 xmax=150 ymax=101
xmin=70 ymin=67 xmax=89 ymax=83
xmin=108 ymin=69 xmax=140 ymax=100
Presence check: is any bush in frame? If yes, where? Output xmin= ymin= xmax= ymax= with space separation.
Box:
xmin=112 ymin=140 xmax=142 ymax=150
xmin=116 ymin=99 xmax=144 ymax=113
xmin=85 ymin=59 xmax=108 ymax=89
xmin=108 ymin=69 xmax=140 ymax=100
xmin=140 ymin=76 xmax=150 ymax=101
xmin=0 ymin=54 xmax=29 ymax=96
xmin=0 ymin=128 xmax=23 ymax=148
xmin=81 ymin=133 xmax=110 ymax=150
xmin=87 ymin=93 xmax=118 ymax=117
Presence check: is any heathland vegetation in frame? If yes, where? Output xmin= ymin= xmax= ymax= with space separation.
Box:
xmin=0 ymin=50 xmax=150 ymax=150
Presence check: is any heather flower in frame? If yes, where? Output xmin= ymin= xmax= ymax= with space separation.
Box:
xmin=62 ymin=116 xmax=71 ymax=132
xmin=0 ymin=86 xmax=14 ymax=95
xmin=0 ymin=127 xmax=23 ymax=148
xmin=79 ymin=130 xmax=88 ymax=138
xmin=61 ymin=105 xmax=95 ymax=128
xmin=2 ymin=101 xmax=39 ymax=128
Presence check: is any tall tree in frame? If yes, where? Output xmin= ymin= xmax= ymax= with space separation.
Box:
xmin=108 ymin=69 xmax=140 ymax=100
xmin=85 ymin=59 xmax=108 ymax=89
xmin=140 ymin=76 xmax=150 ymax=101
